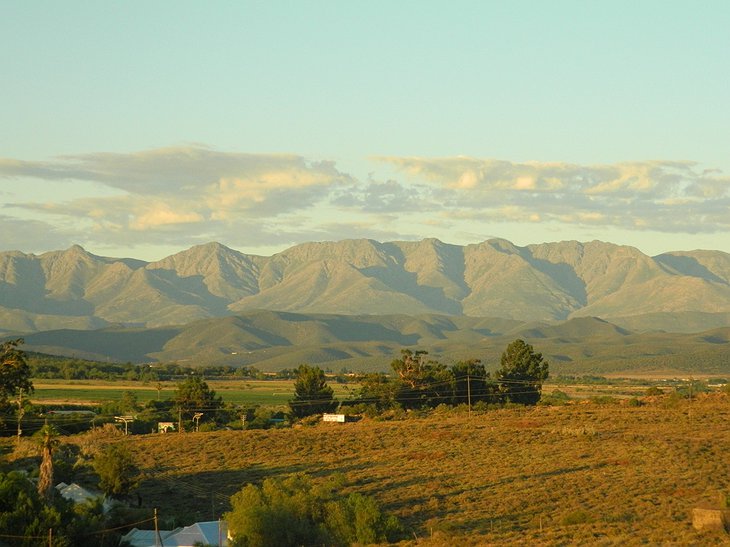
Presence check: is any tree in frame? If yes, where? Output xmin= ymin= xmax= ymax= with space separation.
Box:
xmin=174 ymin=375 xmax=223 ymax=413
xmin=35 ymin=422 xmax=59 ymax=501
xmin=494 ymin=339 xmax=549 ymax=405
xmin=0 ymin=338 xmax=33 ymax=406
xmin=356 ymin=373 xmax=400 ymax=411
xmin=390 ymin=349 xmax=451 ymax=409
xmin=289 ymin=365 xmax=337 ymax=419
xmin=391 ymin=349 xmax=431 ymax=389
xmin=120 ymin=390 xmax=138 ymax=413
xmin=451 ymin=359 xmax=496 ymax=405
xmin=93 ymin=442 xmax=139 ymax=499
xmin=0 ymin=471 xmax=76 ymax=546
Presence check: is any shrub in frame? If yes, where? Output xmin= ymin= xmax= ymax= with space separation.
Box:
xmin=562 ymin=510 xmax=593 ymax=525
xmin=93 ymin=443 xmax=139 ymax=498
xmin=225 ymin=473 xmax=402 ymax=547
xmin=539 ymin=389 xmax=571 ymax=406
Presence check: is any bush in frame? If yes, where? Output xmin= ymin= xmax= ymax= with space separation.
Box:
xmin=562 ymin=510 xmax=593 ymax=525
xmin=93 ymin=443 xmax=139 ymax=498
xmin=539 ymin=389 xmax=571 ymax=406
xmin=225 ymin=474 xmax=402 ymax=547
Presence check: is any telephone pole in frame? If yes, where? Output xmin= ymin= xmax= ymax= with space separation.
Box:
xmin=154 ymin=508 xmax=163 ymax=547
xmin=467 ymin=374 xmax=472 ymax=418
xmin=16 ymin=388 xmax=24 ymax=445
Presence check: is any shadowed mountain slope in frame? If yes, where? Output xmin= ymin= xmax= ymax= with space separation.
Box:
xmin=12 ymin=311 xmax=730 ymax=375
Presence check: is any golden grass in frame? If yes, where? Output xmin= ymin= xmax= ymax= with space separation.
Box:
xmin=32 ymin=393 xmax=727 ymax=545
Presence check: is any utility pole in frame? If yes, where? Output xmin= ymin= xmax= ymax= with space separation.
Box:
xmin=688 ymin=378 xmax=693 ymax=425
xmin=16 ymin=388 xmax=24 ymax=446
xmin=178 ymin=408 xmax=183 ymax=433
xmin=154 ymin=508 xmax=163 ymax=547
xmin=467 ymin=373 xmax=472 ymax=418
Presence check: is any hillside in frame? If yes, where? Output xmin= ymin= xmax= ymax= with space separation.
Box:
xmin=2 ymin=238 xmax=730 ymax=335
xmin=14 ymin=312 xmax=730 ymax=375
xmin=14 ymin=396 xmax=727 ymax=545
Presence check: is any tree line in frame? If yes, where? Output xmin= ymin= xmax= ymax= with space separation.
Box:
xmin=2 ymin=338 xmax=551 ymax=437
xmin=289 ymin=339 xmax=550 ymax=418
xmin=27 ymin=354 xmax=289 ymax=381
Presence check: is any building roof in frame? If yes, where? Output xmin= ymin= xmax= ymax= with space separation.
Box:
xmin=165 ymin=521 xmax=228 ymax=546
xmin=55 ymin=482 xmax=103 ymax=505
xmin=119 ymin=527 xmax=180 ymax=547
xmin=119 ymin=521 xmax=227 ymax=547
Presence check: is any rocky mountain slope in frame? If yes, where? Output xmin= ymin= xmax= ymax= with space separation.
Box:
xmin=2 ymin=238 xmax=730 ymax=334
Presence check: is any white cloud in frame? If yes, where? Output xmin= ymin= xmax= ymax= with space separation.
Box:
xmin=2 ymin=147 xmax=730 ymax=256
xmin=376 ymin=156 xmax=730 ymax=233
xmin=1 ymin=146 xmax=354 ymax=241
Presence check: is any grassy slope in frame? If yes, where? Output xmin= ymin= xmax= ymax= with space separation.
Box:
xmin=43 ymin=394 xmax=730 ymax=545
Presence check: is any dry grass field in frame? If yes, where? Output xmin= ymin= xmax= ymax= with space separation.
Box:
xmin=27 ymin=392 xmax=726 ymax=545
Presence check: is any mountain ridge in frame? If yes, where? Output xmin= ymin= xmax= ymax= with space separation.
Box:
xmin=2 ymin=237 xmax=730 ymax=335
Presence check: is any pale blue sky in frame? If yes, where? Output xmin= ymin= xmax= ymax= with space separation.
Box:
xmin=1 ymin=1 xmax=729 ymax=260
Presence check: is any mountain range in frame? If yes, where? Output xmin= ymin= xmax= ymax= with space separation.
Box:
xmin=2 ymin=238 xmax=730 ymax=336
xmin=3 ymin=237 xmax=730 ymax=373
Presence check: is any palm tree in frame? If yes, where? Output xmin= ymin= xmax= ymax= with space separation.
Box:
xmin=36 ymin=422 xmax=59 ymax=500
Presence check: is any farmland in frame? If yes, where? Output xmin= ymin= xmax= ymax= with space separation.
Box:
xmin=27 ymin=376 xmax=710 ymax=408
xmin=29 ymin=378 xmax=359 ymax=407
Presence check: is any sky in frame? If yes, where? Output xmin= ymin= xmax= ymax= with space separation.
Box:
xmin=1 ymin=1 xmax=729 ymax=261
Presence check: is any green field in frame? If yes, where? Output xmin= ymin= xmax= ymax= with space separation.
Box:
xmin=29 ymin=379 xmax=359 ymax=407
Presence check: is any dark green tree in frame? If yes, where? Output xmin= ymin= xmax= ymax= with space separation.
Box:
xmin=0 ymin=338 xmax=33 ymax=406
xmin=289 ymin=365 xmax=337 ymax=419
xmin=451 ymin=359 xmax=496 ymax=405
xmin=174 ymin=375 xmax=223 ymax=413
xmin=356 ymin=373 xmax=400 ymax=411
xmin=494 ymin=339 xmax=549 ymax=405
xmin=93 ymin=442 xmax=139 ymax=499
